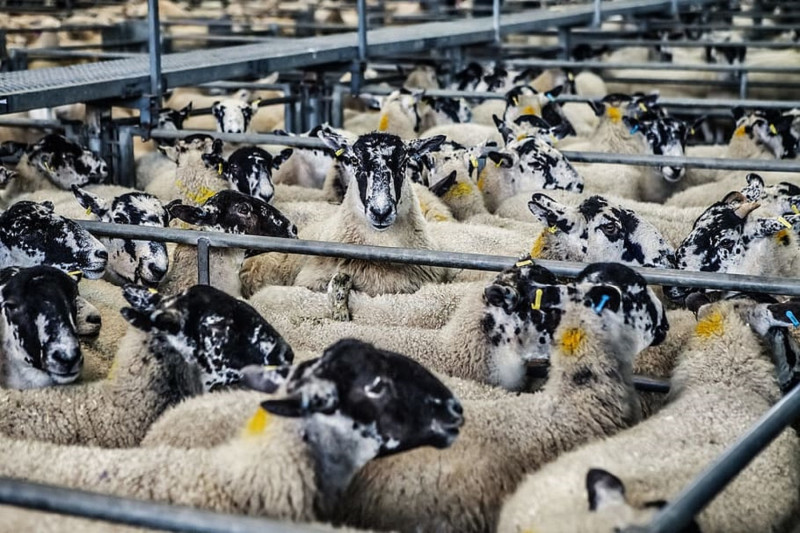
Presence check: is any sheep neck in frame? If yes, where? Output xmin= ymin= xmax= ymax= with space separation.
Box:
xmin=174 ymin=152 xmax=228 ymax=207
xmin=4 ymin=154 xmax=54 ymax=198
xmin=592 ymin=118 xmax=643 ymax=155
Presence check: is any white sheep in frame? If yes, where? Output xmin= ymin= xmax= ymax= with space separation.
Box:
xmin=0 ymin=338 xmax=464 ymax=524
xmin=0 ymin=284 xmax=292 ymax=446
xmin=337 ymin=263 xmax=665 ymax=533
xmin=498 ymin=296 xmax=800 ymax=533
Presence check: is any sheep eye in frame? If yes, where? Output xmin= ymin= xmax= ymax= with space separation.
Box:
xmin=600 ymin=223 xmax=620 ymax=237
xmin=236 ymin=203 xmax=253 ymax=216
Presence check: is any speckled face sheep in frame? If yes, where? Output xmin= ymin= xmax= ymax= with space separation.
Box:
xmin=254 ymin=338 xmax=464 ymax=456
xmin=0 ymin=200 xmax=108 ymax=278
xmin=213 ymin=146 xmax=293 ymax=203
xmin=419 ymin=95 xmax=472 ymax=129
xmin=20 ymin=134 xmax=108 ymax=189
xmin=211 ymin=99 xmax=258 ymax=134
xmin=732 ymin=107 xmax=788 ymax=159
xmin=0 ymin=266 xmax=82 ymax=389
xmin=154 ymin=103 xmax=192 ymax=146
xmin=159 ymin=134 xmax=222 ymax=168
xmin=122 ymin=284 xmax=293 ymax=391
xmin=71 ymin=186 xmax=170 ymax=288
xmin=168 ymin=189 xmax=298 ymax=242
xmin=527 ymin=194 xmax=676 ymax=269
xmin=627 ymin=115 xmax=693 ymax=183
xmin=317 ymin=130 xmax=446 ymax=231
xmin=503 ymin=84 xmax=568 ymax=132
xmin=741 ymin=173 xmax=800 ymax=216
xmin=667 ymin=192 xmax=800 ymax=303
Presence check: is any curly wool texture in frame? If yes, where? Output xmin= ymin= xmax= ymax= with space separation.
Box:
xmin=0 ymin=327 xmax=200 ymax=447
xmin=498 ymin=302 xmax=800 ymax=533
xmin=159 ymin=244 xmax=243 ymax=297
xmin=145 ymin=145 xmax=229 ymax=207
xmin=338 ymin=308 xmax=642 ymax=533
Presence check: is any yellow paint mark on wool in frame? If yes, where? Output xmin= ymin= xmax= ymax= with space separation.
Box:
xmin=443 ymin=182 xmax=474 ymax=200
xmin=530 ymin=229 xmax=547 ymax=258
xmin=477 ymin=167 xmax=487 ymax=191
xmin=559 ymin=328 xmax=586 ymax=356
xmin=734 ymin=124 xmax=746 ymax=137
xmin=695 ymin=310 xmax=724 ymax=339
xmin=433 ymin=214 xmax=450 ymax=221
xmin=378 ymin=113 xmax=390 ymax=132
xmin=775 ymin=228 xmax=791 ymax=245
xmin=243 ymin=407 xmax=271 ymax=437
xmin=521 ymin=105 xmax=536 ymax=116
xmin=607 ymin=107 xmax=622 ymax=124
xmin=516 ymin=133 xmax=529 ymax=142
xmin=106 ymin=356 xmax=121 ymax=381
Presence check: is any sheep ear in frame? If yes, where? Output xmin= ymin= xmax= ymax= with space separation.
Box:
xmin=241 ymin=365 xmax=291 ymax=393
xmin=158 ymin=145 xmax=180 ymax=162
xmin=751 ymin=216 xmax=799 ymax=238
xmin=407 ymin=135 xmax=446 ymax=158
xmin=317 ymin=128 xmax=350 ymax=156
xmin=622 ymin=116 xmax=641 ymax=135
xmin=584 ymin=285 xmax=621 ymax=315
xmin=766 ymin=301 xmax=800 ymax=328
xmin=120 ymin=307 xmax=153 ymax=332
xmin=71 ymin=185 xmax=109 ymax=218
xmin=0 ymin=266 xmax=21 ymax=287
xmin=272 ymin=148 xmax=293 ymax=170
xmin=732 ymin=106 xmax=746 ymax=122
xmin=588 ymin=100 xmax=605 ymax=117
xmin=492 ymin=115 xmax=515 ymax=145
xmin=544 ymin=85 xmax=563 ymax=100
xmin=586 ymin=468 xmax=626 ymax=511
xmin=484 ymin=284 xmax=519 ymax=312
xmin=429 ymin=170 xmax=458 ymax=198
xmin=122 ymin=284 xmax=162 ymax=311
xmin=0 ymin=168 xmax=17 ymax=187
xmin=689 ymin=116 xmax=706 ymax=137
xmin=179 ymin=102 xmax=192 ymax=119
xmin=486 ymin=151 xmax=514 ymax=168
xmin=167 ymin=202 xmax=213 ymax=226
xmin=686 ymin=292 xmax=712 ymax=317
xmin=211 ymin=139 xmax=224 ymax=156
xmin=260 ymin=397 xmax=306 ymax=418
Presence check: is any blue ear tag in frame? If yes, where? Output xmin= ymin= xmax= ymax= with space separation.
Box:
xmin=629 ymin=124 xmax=639 ymax=134
xmin=546 ymin=93 xmax=556 ymax=102
xmin=594 ymin=294 xmax=610 ymax=314
xmin=787 ymin=310 xmax=800 ymax=328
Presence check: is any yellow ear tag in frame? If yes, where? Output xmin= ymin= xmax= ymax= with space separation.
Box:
xmin=67 ymin=270 xmax=83 ymax=277
xmin=734 ymin=124 xmax=746 ymax=137
xmin=378 ymin=113 xmax=389 ymax=131
xmin=43 ymin=161 xmax=52 ymax=173
xmin=512 ymin=97 xmax=519 ymax=106
xmin=638 ymin=102 xmax=647 ymax=112
xmin=469 ymin=155 xmax=478 ymax=168
xmin=549 ymin=134 xmax=557 ymax=144
xmin=548 ymin=225 xmax=558 ymax=233
xmin=778 ymin=216 xmax=793 ymax=229
xmin=792 ymin=205 xmax=799 ymax=215
xmin=335 ymin=148 xmax=345 ymax=158
xmin=769 ymin=123 xmax=778 ymax=135
xmin=567 ymin=72 xmax=574 ymax=81
xmin=515 ymin=259 xmax=533 ymax=267
xmin=690 ymin=127 xmax=695 ymax=135
xmin=531 ymin=288 xmax=543 ymax=311
xmin=607 ymin=107 xmax=622 ymax=124
xmin=516 ymin=133 xmax=528 ymax=142
xmin=494 ymin=159 xmax=503 ymax=168
xmin=218 ymin=163 xmax=223 ymax=175
xmin=85 ymin=207 xmax=92 ymax=216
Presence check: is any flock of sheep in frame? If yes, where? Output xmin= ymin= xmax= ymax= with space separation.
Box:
xmin=1 ymin=0 xmax=800 ymax=532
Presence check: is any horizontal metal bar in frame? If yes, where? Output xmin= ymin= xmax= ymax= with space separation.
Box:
xmin=569 ymin=37 xmax=800 ymax=49
xmin=0 ymin=477 xmax=328 ymax=533
xmin=508 ymin=58 xmax=800 ymax=74
xmin=0 ymin=0 xmax=718 ymax=114
xmin=359 ymin=84 xmax=800 ymax=110
xmin=76 ymin=221 xmax=800 ymax=297
xmin=561 ymin=151 xmax=800 ymax=172
xmin=149 ymin=129 xmax=326 ymax=148
xmin=18 ymin=49 xmax=142 ymax=60
xmin=642 ymin=383 xmax=800 ymax=533
xmin=0 ymin=118 xmax=65 ymax=130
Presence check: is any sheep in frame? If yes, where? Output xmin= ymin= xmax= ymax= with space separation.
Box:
xmin=242 ymin=131 xmax=448 ymax=297
xmin=337 ymin=262 xmax=666 ymax=533
xmin=0 ymin=200 xmax=108 ymax=278
xmin=498 ymin=296 xmax=800 ymax=533
xmin=420 ymin=122 xmax=505 ymax=148
xmin=203 ymin=145 xmax=293 ymax=204
xmin=666 ymin=191 xmax=800 ymax=304
xmin=269 ymin=125 xmax=346 ymax=189
xmin=1 ymin=134 xmax=108 ymax=206
xmin=0 ymin=266 xmax=84 ymax=389
xmin=159 ymin=190 xmax=298 ymax=298
xmin=0 ymin=338 xmax=464 ymax=524
xmin=132 ymin=103 xmax=193 ymax=160
xmin=144 ymin=135 xmax=229 ymax=206
xmin=343 ymin=89 xmax=419 ymax=139
xmin=2 ymin=282 xmax=292 ymax=444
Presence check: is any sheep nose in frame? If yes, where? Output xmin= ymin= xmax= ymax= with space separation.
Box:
xmin=148 ymin=262 xmax=168 ymax=280
xmin=369 ymin=205 xmax=392 ymax=223
xmin=94 ymin=249 xmax=108 ymax=261
xmin=447 ymin=398 xmax=463 ymax=418
xmin=99 ymin=162 xmax=108 ymax=174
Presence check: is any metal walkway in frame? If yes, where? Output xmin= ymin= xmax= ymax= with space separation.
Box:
xmin=0 ymin=0 xmax=714 ymax=114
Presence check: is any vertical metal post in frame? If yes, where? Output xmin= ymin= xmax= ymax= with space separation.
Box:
xmin=558 ymin=26 xmax=572 ymax=60
xmin=331 ymin=84 xmax=345 ymax=129
xmin=279 ymin=83 xmax=295 ymax=133
xmin=197 ymin=238 xmax=210 ymax=285
xmin=592 ymin=0 xmax=602 ymax=27
xmin=493 ymin=0 xmax=501 ymax=45
xmin=115 ymin=125 xmax=136 ymax=188
xmin=670 ymin=0 xmax=678 ymax=18
xmin=146 ymin=0 xmax=163 ymax=129
xmin=84 ymin=105 xmax=112 ymax=182
xmin=739 ymin=71 xmax=748 ymax=100
xmin=351 ymin=0 xmax=368 ymax=96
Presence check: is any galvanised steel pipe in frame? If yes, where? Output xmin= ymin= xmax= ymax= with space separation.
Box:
xmin=197 ymin=237 xmax=210 ymax=285
xmin=508 ymin=58 xmax=800 ymax=74
xmin=149 ymin=129 xmax=327 ymax=149
xmin=635 ymin=384 xmax=800 ymax=533
xmin=76 ymin=221 xmax=800 ymax=297
xmin=0 ymin=477 xmax=331 ymax=533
